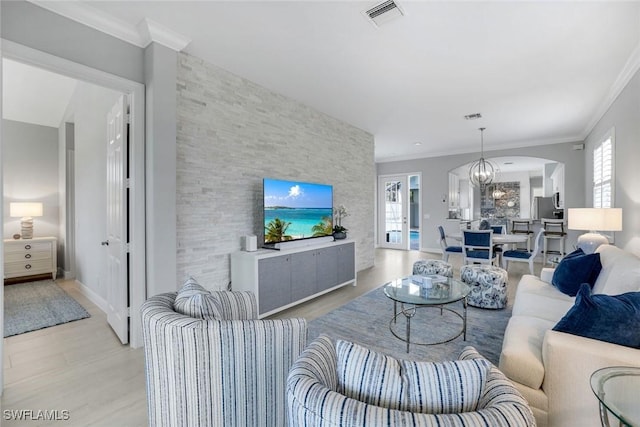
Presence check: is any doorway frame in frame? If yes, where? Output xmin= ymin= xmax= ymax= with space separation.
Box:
xmin=377 ymin=174 xmax=410 ymax=250
xmin=408 ymin=173 xmax=422 ymax=251
xmin=1 ymin=40 xmax=146 ymax=355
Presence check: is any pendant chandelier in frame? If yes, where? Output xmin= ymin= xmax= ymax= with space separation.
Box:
xmin=468 ymin=127 xmax=497 ymax=189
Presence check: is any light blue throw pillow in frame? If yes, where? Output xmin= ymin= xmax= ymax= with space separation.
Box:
xmin=401 ymin=357 xmax=490 ymax=414
xmin=335 ymin=339 xmax=491 ymax=414
xmin=173 ymin=277 xmax=223 ymax=319
xmin=336 ymin=340 xmax=407 ymax=411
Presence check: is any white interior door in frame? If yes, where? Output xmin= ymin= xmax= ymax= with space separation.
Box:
xmin=105 ymin=95 xmax=129 ymax=344
xmin=378 ymin=175 xmax=409 ymax=250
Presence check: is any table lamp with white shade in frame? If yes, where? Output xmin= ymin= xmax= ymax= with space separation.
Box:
xmin=568 ymin=208 xmax=622 ymax=253
xmin=9 ymin=202 xmax=44 ymax=239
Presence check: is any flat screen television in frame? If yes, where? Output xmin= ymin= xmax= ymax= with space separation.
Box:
xmin=263 ymin=178 xmax=333 ymax=245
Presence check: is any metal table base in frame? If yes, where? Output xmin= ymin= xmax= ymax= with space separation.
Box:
xmin=389 ymin=299 xmax=467 ymax=353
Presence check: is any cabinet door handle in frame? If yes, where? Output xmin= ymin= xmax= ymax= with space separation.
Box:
xmin=24 ymin=244 xmax=31 ymax=250
xmin=25 ymin=254 xmax=31 ymax=259
xmin=101 ymin=241 xmax=109 ymax=246
xmin=25 ymin=264 xmax=32 ymax=270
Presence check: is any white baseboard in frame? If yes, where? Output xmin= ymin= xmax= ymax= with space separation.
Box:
xmin=72 ymin=279 xmax=108 ymax=314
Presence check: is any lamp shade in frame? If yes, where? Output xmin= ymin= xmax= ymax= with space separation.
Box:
xmin=568 ymin=208 xmax=622 ymax=231
xmin=9 ymin=202 xmax=43 ymax=218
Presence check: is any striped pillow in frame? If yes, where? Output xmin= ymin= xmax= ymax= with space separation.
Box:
xmin=336 ymin=340 xmax=407 ymax=411
xmin=401 ymin=357 xmax=490 ymax=414
xmin=173 ymin=277 xmax=223 ymax=319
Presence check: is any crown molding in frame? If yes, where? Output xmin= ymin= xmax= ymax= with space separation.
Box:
xmin=137 ymin=19 xmax=191 ymax=52
xmin=28 ymin=1 xmax=190 ymax=51
xmin=582 ymin=39 xmax=640 ymax=140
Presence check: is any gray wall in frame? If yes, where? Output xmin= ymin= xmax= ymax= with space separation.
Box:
xmin=144 ymin=43 xmax=178 ymax=295
xmin=377 ymin=142 xmax=586 ymax=251
xmin=2 ymin=119 xmax=60 ymax=241
xmin=584 ymin=68 xmax=640 ymax=256
xmin=176 ymin=53 xmax=375 ymax=289
xmin=1 ymin=1 xmax=144 ymax=84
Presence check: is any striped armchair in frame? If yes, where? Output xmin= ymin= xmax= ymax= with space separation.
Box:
xmin=287 ymin=335 xmax=536 ymax=427
xmin=142 ymin=290 xmax=307 ymax=427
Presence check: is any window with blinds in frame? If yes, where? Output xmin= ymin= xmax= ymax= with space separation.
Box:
xmin=593 ymin=133 xmax=613 ymax=208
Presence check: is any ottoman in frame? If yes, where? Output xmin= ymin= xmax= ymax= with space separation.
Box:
xmin=412 ymin=259 xmax=453 ymax=278
xmin=460 ymin=264 xmax=509 ymax=309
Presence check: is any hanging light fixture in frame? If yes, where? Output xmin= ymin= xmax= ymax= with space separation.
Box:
xmin=468 ymin=127 xmax=497 ymax=189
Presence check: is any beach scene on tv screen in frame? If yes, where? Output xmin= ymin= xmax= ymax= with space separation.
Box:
xmin=264 ymin=179 xmax=333 ymax=243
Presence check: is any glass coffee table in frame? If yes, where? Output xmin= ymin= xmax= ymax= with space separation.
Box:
xmin=591 ymin=366 xmax=640 ymax=426
xmin=383 ymin=275 xmax=471 ymax=352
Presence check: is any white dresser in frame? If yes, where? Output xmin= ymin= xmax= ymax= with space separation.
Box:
xmin=4 ymin=237 xmax=57 ymax=280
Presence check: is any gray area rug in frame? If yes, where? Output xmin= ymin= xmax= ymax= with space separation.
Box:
xmin=4 ymin=280 xmax=91 ymax=337
xmin=309 ymin=287 xmax=510 ymax=365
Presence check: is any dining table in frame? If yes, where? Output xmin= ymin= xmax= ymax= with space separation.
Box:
xmin=447 ymin=232 xmax=529 ymax=245
xmin=447 ymin=232 xmax=530 ymax=265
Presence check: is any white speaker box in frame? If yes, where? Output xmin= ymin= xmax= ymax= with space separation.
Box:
xmin=243 ymin=235 xmax=257 ymax=252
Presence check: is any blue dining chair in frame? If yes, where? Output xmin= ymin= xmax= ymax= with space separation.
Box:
xmin=462 ymin=230 xmax=497 ymax=265
xmin=502 ymin=229 xmax=545 ymax=275
xmin=437 ymin=225 xmax=462 ymax=262
xmin=491 ymin=225 xmax=506 ymax=261
xmin=491 ymin=225 xmax=505 ymax=235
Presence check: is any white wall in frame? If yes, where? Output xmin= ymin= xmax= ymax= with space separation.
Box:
xmin=176 ymin=53 xmax=375 ymax=290
xmin=2 ymin=119 xmax=60 ymax=241
xmin=584 ymin=68 xmax=640 ymax=256
xmin=64 ymin=82 xmax=120 ymax=299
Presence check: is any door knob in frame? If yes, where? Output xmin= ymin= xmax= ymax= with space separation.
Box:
xmin=101 ymin=241 xmax=109 ymax=246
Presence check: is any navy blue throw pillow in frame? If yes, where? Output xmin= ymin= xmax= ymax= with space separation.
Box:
xmin=552 ymin=250 xmax=602 ymax=296
xmin=553 ymin=284 xmax=640 ymax=349
xmin=563 ymin=248 xmax=585 ymax=260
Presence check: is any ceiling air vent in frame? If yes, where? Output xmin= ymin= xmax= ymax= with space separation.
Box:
xmin=464 ymin=113 xmax=483 ymax=120
xmin=363 ymin=0 xmax=404 ymax=28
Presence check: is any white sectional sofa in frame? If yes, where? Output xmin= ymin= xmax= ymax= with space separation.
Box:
xmin=499 ymin=244 xmax=640 ymax=427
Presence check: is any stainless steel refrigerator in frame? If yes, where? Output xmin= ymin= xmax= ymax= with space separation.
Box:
xmin=532 ymin=196 xmax=555 ymax=220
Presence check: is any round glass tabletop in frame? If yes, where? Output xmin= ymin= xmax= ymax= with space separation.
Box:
xmin=383 ymin=275 xmax=470 ymax=306
xmin=590 ymin=366 xmax=640 ymax=427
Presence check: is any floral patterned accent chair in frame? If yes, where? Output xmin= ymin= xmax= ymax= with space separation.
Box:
xmin=412 ymin=259 xmax=453 ymax=278
xmin=460 ymin=264 xmax=509 ymax=309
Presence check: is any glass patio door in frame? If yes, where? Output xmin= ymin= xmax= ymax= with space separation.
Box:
xmin=378 ymin=175 xmax=409 ymax=249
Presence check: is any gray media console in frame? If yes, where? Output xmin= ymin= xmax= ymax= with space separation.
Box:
xmin=231 ymin=239 xmax=356 ymax=317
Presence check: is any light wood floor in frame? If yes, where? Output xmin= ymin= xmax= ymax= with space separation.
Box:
xmin=1 ymin=249 xmax=537 ymax=426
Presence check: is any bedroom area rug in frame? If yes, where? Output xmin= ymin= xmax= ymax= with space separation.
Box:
xmin=4 ymin=280 xmax=91 ymax=337
xmin=308 ymin=286 xmax=510 ymax=365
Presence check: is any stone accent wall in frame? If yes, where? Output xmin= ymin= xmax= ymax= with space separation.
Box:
xmin=176 ymin=53 xmax=375 ymax=289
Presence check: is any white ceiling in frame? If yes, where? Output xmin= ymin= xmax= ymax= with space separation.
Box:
xmin=2 ymin=58 xmax=77 ymax=128
xmin=21 ymin=1 xmax=640 ymax=161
